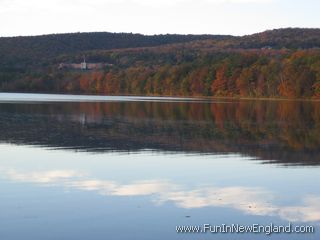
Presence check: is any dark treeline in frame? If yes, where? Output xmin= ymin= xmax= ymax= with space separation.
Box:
xmin=229 ymin=28 xmax=320 ymax=49
xmin=1 ymin=28 xmax=320 ymax=98
xmin=0 ymin=32 xmax=229 ymax=68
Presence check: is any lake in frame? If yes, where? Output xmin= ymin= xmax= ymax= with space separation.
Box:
xmin=0 ymin=93 xmax=319 ymax=240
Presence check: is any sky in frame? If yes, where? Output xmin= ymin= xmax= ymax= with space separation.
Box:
xmin=0 ymin=0 xmax=319 ymax=37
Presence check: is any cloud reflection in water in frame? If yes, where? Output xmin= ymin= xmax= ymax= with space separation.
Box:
xmin=1 ymin=167 xmax=319 ymax=224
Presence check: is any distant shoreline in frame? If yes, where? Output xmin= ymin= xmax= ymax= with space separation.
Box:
xmin=1 ymin=92 xmax=320 ymax=102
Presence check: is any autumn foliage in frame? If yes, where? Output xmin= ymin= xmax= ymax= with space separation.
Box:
xmin=1 ymin=29 xmax=320 ymax=98
xmin=49 ymin=50 xmax=320 ymax=98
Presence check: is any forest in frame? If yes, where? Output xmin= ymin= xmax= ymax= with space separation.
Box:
xmin=0 ymin=28 xmax=320 ymax=98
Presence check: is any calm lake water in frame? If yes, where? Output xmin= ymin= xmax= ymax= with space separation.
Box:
xmin=0 ymin=93 xmax=319 ymax=240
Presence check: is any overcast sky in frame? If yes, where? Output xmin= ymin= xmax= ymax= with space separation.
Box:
xmin=0 ymin=0 xmax=319 ymax=37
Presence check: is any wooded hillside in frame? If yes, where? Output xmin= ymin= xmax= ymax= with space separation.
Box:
xmin=1 ymin=28 xmax=320 ymax=98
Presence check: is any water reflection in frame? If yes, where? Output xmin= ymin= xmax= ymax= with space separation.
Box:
xmin=2 ymin=167 xmax=320 ymax=222
xmin=1 ymin=99 xmax=320 ymax=165
xmin=1 ymin=155 xmax=319 ymax=224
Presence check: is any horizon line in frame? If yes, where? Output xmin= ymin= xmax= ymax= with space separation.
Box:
xmin=1 ymin=27 xmax=319 ymax=38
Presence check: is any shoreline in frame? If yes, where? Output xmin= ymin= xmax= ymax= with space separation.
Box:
xmin=1 ymin=91 xmax=320 ymax=102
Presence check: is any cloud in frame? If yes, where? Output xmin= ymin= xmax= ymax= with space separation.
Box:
xmin=208 ymin=0 xmax=273 ymax=3
xmin=125 ymin=0 xmax=273 ymax=5
xmin=111 ymin=180 xmax=176 ymax=196
xmin=6 ymin=169 xmax=83 ymax=184
xmin=2 ymin=167 xmax=320 ymax=223
xmin=279 ymin=196 xmax=320 ymax=222
xmin=102 ymin=0 xmax=274 ymax=7
xmin=0 ymin=0 xmax=273 ymax=9
xmin=159 ymin=187 xmax=276 ymax=213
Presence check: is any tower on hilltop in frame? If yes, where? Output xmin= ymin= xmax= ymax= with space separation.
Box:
xmin=81 ymin=56 xmax=87 ymax=70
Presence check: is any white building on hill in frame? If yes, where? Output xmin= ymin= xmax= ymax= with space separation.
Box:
xmin=58 ymin=56 xmax=113 ymax=70
xmin=81 ymin=56 xmax=87 ymax=70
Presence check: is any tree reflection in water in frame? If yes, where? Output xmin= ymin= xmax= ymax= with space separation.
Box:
xmin=0 ymin=99 xmax=320 ymax=166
